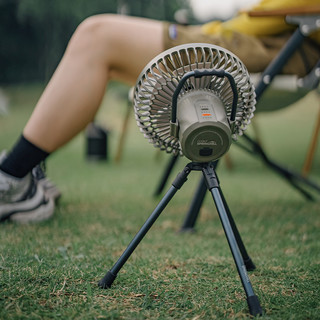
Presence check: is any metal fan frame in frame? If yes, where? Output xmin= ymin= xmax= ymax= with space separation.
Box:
xmin=134 ymin=43 xmax=256 ymax=155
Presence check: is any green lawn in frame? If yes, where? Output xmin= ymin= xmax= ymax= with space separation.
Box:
xmin=0 ymin=83 xmax=319 ymax=319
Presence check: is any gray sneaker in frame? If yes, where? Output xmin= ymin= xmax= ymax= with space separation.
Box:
xmin=32 ymin=163 xmax=62 ymax=202
xmin=0 ymin=151 xmax=61 ymax=203
xmin=0 ymin=154 xmax=55 ymax=223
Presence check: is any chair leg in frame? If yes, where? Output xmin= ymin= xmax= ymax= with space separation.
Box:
xmin=222 ymin=117 xmax=261 ymax=172
xmin=302 ymin=100 xmax=320 ymax=176
xmin=114 ymin=98 xmax=132 ymax=163
xmin=250 ymin=117 xmax=264 ymax=147
xmin=223 ymin=153 xmax=233 ymax=170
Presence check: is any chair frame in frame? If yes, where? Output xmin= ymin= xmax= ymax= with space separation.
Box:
xmin=178 ymin=8 xmax=320 ymax=231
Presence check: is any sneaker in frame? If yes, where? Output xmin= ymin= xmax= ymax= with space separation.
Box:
xmin=32 ymin=163 xmax=62 ymax=202
xmin=0 ymin=151 xmax=61 ymax=203
xmin=0 ymin=153 xmax=55 ymax=223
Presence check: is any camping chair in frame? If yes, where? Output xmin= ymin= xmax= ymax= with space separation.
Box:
xmin=177 ymin=6 xmax=320 ymax=231
xmin=115 ymin=6 xmax=320 ymax=201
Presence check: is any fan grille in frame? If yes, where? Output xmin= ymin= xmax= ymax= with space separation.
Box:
xmin=134 ymin=43 xmax=256 ymax=155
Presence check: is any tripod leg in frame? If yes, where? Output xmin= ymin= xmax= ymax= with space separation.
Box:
xmin=218 ymin=188 xmax=256 ymax=271
xmin=99 ymin=165 xmax=191 ymax=289
xmin=180 ymin=161 xmax=218 ymax=231
xmin=202 ymin=164 xmax=263 ymax=316
xmin=180 ymin=164 xmax=255 ymax=270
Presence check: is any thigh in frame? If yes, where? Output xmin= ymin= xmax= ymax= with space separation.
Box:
xmin=94 ymin=14 xmax=165 ymax=84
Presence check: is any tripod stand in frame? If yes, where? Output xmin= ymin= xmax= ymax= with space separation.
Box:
xmin=99 ymin=161 xmax=263 ymax=316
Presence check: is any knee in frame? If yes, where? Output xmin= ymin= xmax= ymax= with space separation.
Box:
xmin=66 ymin=14 xmax=117 ymax=58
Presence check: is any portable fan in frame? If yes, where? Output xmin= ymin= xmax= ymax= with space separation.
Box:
xmin=99 ymin=44 xmax=263 ymax=317
xmin=134 ymin=43 xmax=256 ymax=162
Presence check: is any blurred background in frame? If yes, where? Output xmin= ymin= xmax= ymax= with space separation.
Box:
xmin=0 ymin=0 xmax=259 ymax=85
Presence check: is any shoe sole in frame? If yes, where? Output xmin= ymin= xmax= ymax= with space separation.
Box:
xmin=9 ymin=197 xmax=55 ymax=223
xmin=0 ymin=184 xmax=53 ymax=222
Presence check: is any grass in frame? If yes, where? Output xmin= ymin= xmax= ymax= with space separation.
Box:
xmin=0 ymin=83 xmax=319 ymax=319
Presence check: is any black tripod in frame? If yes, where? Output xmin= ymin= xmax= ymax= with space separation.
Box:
xmin=98 ymin=161 xmax=263 ymax=316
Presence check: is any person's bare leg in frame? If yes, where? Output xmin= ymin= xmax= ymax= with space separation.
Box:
xmin=23 ymin=14 xmax=164 ymax=152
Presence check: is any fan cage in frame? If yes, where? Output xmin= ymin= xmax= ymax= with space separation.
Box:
xmin=134 ymin=43 xmax=256 ymax=155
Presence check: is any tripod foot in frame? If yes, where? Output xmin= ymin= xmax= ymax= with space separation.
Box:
xmin=98 ymin=270 xmax=117 ymax=289
xmin=247 ymin=295 xmax=263 ymax=317
xmin=244 ymin=257 xmax=256 ymax=271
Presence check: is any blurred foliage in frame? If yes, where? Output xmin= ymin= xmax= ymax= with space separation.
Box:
xmin=0 ymin=0 xmax=189 ymax=84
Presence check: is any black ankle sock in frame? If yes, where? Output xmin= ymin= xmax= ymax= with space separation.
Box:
xmin=0 ymin=135 xmax=50 ymax=178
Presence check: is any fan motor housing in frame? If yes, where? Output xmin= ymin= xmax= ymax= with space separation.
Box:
xmin=134 ymin=44 xmax=256 ymax=159
xmin=177 ymin=91 xmax=232 ymax=162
